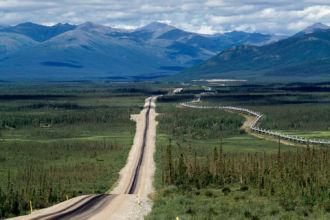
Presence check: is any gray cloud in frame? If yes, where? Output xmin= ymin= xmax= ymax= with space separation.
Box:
xmin=0 ymin=0 xmax=330 ymax=35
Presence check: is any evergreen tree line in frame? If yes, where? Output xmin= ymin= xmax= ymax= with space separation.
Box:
xmin=113 ymin=87 xmax=167 ymax=95
xmin=0 ymin=107 xmax=134 ymax=128
xmin=157 ymin=94 xmax=195 ymax=103
xmin=202 ymin=92 xmax=328 ymax=106
xmin=251 ymin=104 xmax=330 ymax=131
xmin=157 ymin=106 xmax=245 ymax=140
xmin=0 ymin=83 xmax=174 ymax=96
xmin=161 ymin=138 xmax=330 ymax=213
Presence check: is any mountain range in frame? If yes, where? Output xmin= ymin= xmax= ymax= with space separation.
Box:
xmin=0 ymin=22 xmax=329 ymax=81
xmin=0 ymin=22 xmax=227 ymax=81
xmin=202 ymin=31 xmax=288 ymax=49
xmin=172 ymin=27 xmax=330 ymax=81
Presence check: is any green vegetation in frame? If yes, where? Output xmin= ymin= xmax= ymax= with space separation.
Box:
xmin=148 ymin=82 xmax=330 ymax=219
xmin=156 ymin=105 xmax=245 ymax=140
xmin=191 ymin=82 xmax=330 ymax=141
xmin=170 ymin=29 xmax=330 ymax=81
xmin=0 ymin=81 xmax=178 ymax=219
xmin=147 ymin=138 xmax=330 ymax=219
xmin=0 ymin=140 xmax=125 ymax=218
xmin=255 ymin=105 xmax=330 ymax=131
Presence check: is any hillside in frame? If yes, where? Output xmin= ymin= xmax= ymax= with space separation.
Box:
xmin=0 ymin=22 xmax=77 ymax=42
xmin=0 ymin=32 xmax=38 ymax=56
xmin=204 ymin=31 xmax=286 ymax=49
xmin=1 ymin=21 xmax=329 ymax=81
xmin=0 ymin=22 xmax=219 ymax=81
xmin=0 ymin=23 xmax=179 ymax=81
xmin=171 ymin=29 xmax=330 ymax=81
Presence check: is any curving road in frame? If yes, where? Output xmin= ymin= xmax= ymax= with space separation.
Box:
xmin=13 ymin=95 xmax=162 ymax=219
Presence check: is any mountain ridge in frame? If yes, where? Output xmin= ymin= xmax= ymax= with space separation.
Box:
xmin=293 ymin=23 xmax=330 ymax=37
xmin=0 ymin=22 xmax=77 ymax=42
xmin=1 ymin=21 xmax=330 ymax=81
xmin=171 ymin=29 xmax=330 ymax=81
xmin=0 ymin=22 xmax=217 ymax=81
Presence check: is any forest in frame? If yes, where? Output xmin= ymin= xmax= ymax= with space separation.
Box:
xmin=2 ymin=80 xmax=330 ymax=219
xmin=146 ymin=81 xmax=330 ymax=219
xmin=0 ymin=81 xmax=174 ymax=219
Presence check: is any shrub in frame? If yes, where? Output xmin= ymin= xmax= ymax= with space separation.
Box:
xmin=162 ymin=186 xmax=177 ymax=196
xmin=240 ymin=185 xmax=249 ymax=191
xmin=153 ymin=198 xmax=166 ymax=208
xmin=279 ymin=194 xmax=297 ymax=211
xmin=251 ymin=214 xmax=259 ymax=220
xmin=244 ymin=210 xmax=252 ymax=218
xmin=234 ymin=193 xmax=240 ymax=201
xmin=177 ymin=195 xmax=188 ymax=205
xmin=186 ymin=207 xmax=195 ymax=215
xmin=207 ymin=207 xmax=217 ymax=215
xmin=205 ymin=190 xmax=213 ymax=197
xmin=270 ymin=209 xmax=279 ymax=216
xmin=234 ymin=192 xmax=245 ymax=201
xmin=222 ymin=187 xmax=231 ymax=195
xmin=325 ymin=201 xmax=330 ymax=213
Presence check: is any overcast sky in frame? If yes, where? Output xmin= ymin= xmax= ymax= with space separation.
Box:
xmin=0 ymin=0 xmax=330 ymax=35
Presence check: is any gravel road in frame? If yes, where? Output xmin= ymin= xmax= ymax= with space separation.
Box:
xmin=12 ymin=96 xmax=159 ymax=220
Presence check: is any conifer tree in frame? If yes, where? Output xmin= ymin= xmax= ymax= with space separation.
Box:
xmin=178 ymin=154 xmax=186 ymax=179
xmin=194 ymin=150 xmax=197 ymax=175
xmin=277 ymin=137 xmax=284 ymax=181
xmin=7 ymin=168 xmax=10 ymax=193
xmin=219 ymin=138 xmax=223 ymax=175
xmin=213 ymin=146 xmax=218 ymax=175
xmin=165 ymin=138 xmax=173 ymax=185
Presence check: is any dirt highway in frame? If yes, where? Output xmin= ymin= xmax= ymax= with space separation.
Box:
xmin=13 ymin=95 xmax=160 ymax=220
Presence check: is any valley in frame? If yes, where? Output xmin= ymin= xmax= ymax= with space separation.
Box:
xmin=2 ymin=18 xmax=330 ymax=220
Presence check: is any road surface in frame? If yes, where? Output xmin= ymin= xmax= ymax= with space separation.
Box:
xmin=13 ymin=95 xmax=159 ymax=220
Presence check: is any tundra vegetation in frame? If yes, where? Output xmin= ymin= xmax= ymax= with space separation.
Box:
xmin=147 ymin=81 xmax=330 ymax=219
xmin=0 ymin=81 xmax=175 ymax=219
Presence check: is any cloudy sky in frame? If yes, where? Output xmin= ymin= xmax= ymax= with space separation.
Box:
xmin=0 ymin=0 xmax=330 ymax=35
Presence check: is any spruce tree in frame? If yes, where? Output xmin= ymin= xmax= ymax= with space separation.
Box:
xmin=219 ymin=138 xmax=223 ymax=175
xmin=165 ymin=138 xmax=173 ymax=185
xmin=277 ymin=137 xmax=283 ymax=181
xmin=7 ymin=168 xmax=10 ymax=193
xmin=213 ymin=146 xmax=218 ymax=175
xmin=178 ymin=154 xmax=186 ymax=179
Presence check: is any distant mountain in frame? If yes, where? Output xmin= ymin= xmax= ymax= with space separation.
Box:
xmin=171 ymin=29 xmax=330 ymax=81
xmin=3 ymin=21 xmax=327 ymax=81
xmin=294 ymin=23 xmax=330 ymax=37
xmin=132 ymin=22 xmax=223 ymax=53
xmin=0 ymin=22 xmax=77 ymax=42
xmin=203 ymin=31 xmax=286 ymax=49
xmin=0 ymin=32 xmax=37 ymax=56
xmin=0 ymin=22 xmax=220 ymax=81
xmin=224 ymin=31 xmax=250 ymax=37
